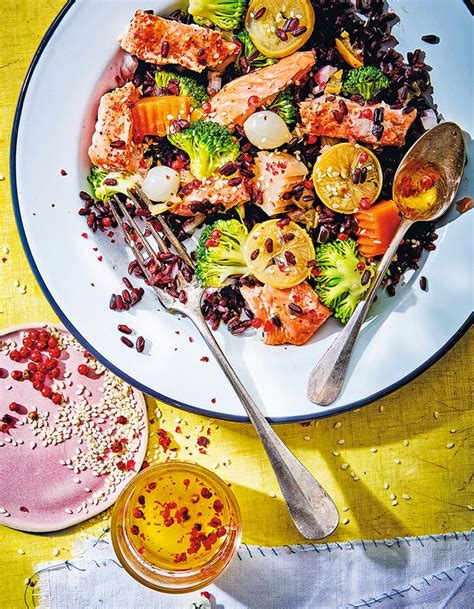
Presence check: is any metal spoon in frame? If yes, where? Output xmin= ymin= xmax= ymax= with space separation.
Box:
xmin=307 ymin=122 xmax=466 ymax=405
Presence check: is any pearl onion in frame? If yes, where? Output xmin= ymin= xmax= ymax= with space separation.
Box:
xmin=243 ymin=111 xmax=292 ymax=150
xmin=141 ymin=166 xmax=180 ymax=202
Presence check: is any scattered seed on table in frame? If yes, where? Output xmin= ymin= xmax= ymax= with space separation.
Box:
xmin=333 ymin=421 xmax=341 ymax=429
xmin=17 ymin=549 xmax=25 ymax=555
xmin=394 ymin=459 xmax=401 ymax=464
xmin=303 ymin=435 xmax=311 ymax=441
xmin=392 ymin=500 xmax=398 ymax=506
xmin=390 ymin=492 xmax=396 ymax=500
xmin=332 ymin=451 xmax=339 ymax=457
xmin=446 ymin=442 xmax=455 ymax=449
xmin=384 ymin=483 xmax=390 ymax=490
xmin=402 ymin=494 xmax=411 ymax=500
xmin=433 ymin=411 xmax=439 ymax=419
xmin=342 ymin=506 xmax=349 ymax=512
xmin=450 ymin=429 xmax=457 ymax=434
xmin=337 ymin=439 xmax=345 ymax=445
xmin=53 ymin=548 xmax=60 ymax=556
xmin=403 ymin=439 xmax=409 ymax=446
xmin=269 ymin=492 xmax=277 ymax=498
xmin=370 ymin=447 xmax=378 ymax=453
xmin=341 ymin=463 xmax=349 ymax=470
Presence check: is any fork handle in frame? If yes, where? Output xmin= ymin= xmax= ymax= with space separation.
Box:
xmin=190 ymin=314 xmax=339 ymax=540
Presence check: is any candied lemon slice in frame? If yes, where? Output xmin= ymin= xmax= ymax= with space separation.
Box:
xmin=312 ymin=143 xmax=383 ymax=214
xmin=335 ymin=31 xmax=363 ymax=68
xmin=244 ymin=219 xmax=315 ymax=288
xmin=245 ymin=0 xmax=315 ymax=59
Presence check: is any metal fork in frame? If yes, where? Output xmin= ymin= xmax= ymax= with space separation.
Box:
xmin=109 ymin=188 xmax=339 ymax=540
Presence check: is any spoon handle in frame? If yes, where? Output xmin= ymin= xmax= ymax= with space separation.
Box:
xmin=307 ymin=217 xmax=414 ymax=406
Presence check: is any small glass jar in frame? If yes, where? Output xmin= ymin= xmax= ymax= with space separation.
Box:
xmin=111 ymin=461 xmax=242 ymax=593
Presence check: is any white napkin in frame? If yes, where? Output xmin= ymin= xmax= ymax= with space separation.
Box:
xmin=37 ymin=532 xmax=473 ymax=609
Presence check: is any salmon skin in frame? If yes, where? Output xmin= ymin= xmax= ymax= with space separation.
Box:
xmin=240 ymin=282 xmax=331 ymax=346
xmin=208 ymin=51 xmax=316 ymax=128
xmin=121 ymin=10 xmax=239 ymax=73
xmin=171 ymin=173 xmax=250 ymax=217
xmin=300 ymin=95 xmax=417 ymax=147
xmin=88 ymin=82 xmax=147 ymax=173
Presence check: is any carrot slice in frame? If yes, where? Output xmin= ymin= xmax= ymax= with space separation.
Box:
xmin=132 ymin=96 xmax=191 ymax=139
xmin=356 ymin=200 xmax=401 ymax=257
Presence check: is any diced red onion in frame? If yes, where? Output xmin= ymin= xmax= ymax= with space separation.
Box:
xmin=420 ymin=109 xmax=437 ymax=131
xmin=314 ymin=65 xmax=338 ymax=88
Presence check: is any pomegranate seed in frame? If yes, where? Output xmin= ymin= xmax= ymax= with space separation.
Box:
xmin=201 ymin=487 xmax=212 ymax=499
xmin=251 ymin=318 xmax=262 ymax=328
xmin=360 ymin=109 xmax=373 ymax=120
xmin=47 ymin=337 xmax=58 ymax=348
xmin=263 ymin=320 xmax=274 ymax=333
xmin=102 ymin=217 xmax=112 ymax=228
xmin=51 ymin=393 xmax=63 ymax=405
xmin=116 ymin=295 xmax=124 ymax=311
xmin=337 ymin=232 xmax=349 ymax=241
xmin=421 ymin=175 xmax=433 ymax=189
xmin=41 ymin=386 xmax=52 ymax=398
xmin=357 ymin=261 xmax=365 ymax=270
xmin=27 ymin=362 xmax=37 ymax=372
xmin=117 ymin=416 xmax=128 ymax=424
xmin=19 ymin=347 xmax=30 ymax=358
xmin=50 ymin=367 xmax=61 ymax=379
xmin=136 ymin=336 xmax=145 ymax=353
xmin=121 ymin=336 xmax=133 ymax=348
xmin=9 ymin=402 xmax=20 ymax=412
xmin=359 ymin=197 xmax=371 ymax=209
xmin=122 ymin=289 xmax=131 ymax=304
xmin=205 ymin=239 xmax=218 ymax=248
xmin=23 ymin=338 xmax=34 ymax=348
xmin=77 ymin=364 xmax=89 ymax=376
xmin=304 ymin=180 xmax=313 ymax=190
xmin=50 ymin=347 xmax=61 ymax=358
xmin=29 ymin=330 xmax=39 ymax=339
xmin=118 ymin=324 xmax=132 ymax=334
xmin=11 ymin=370 xmax=23 ymax=381
xmin=36 ymin=341 xmax=47 ymax=350
xmin=30 ymin=350 xmax=42 ymax=363
xmin=202 ymin=101 xmax=212 ymax=114
xmin=130 ymin=525 xmax=139 ymax=535
xmin=247 ymin=95 xmax=260 ymax=106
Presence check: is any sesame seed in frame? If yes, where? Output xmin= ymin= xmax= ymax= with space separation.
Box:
xmin=384 ymin=483 xmax=389 ymax=490
xmin=17 ymin=549 xmax=25 ymax=555
xmin=446 ymin=442 xmax=455 ymax=449
xmin=391 ymin=500 xmax=398 ymax=506
xmin=334 ymin=421 xmax=341 ymax=429
xmin=370 ymin=447 xmax=378 ymax=453
xmin=337 ymin=439 xmax=345 ymax=445
xmin=402 ymin=494 xmax=411 ymax=500
xmin=303 ymin=435 xmax=311 ymax=441
xmin=331 ymin=451 xmax=340 ymax=457
xmin=341 ymin=463 xmax=349 ymax=470
xmin=390 ymin=493 xmax=396 ymax=500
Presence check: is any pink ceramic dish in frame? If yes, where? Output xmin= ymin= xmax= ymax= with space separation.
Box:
xmin=0 ymin=323 xmax=148 ymax=532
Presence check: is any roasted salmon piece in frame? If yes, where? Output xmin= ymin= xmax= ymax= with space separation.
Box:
xmin=120 ymin=10 xmax=239 ymax=74
xmin=88 ymin=82 xmax=147 ymax=173
xmin=170 ymin=173 xmax=250 ymax=217
xmin=208 ymin=51 xmax=315 ymax=128
xmin=299 ymin=95 xmax=417 ymax=147
xmin=254 ymin=151 xmax=313 ymax=216
xmin=240 ymin=282 xmax=331 ymax=346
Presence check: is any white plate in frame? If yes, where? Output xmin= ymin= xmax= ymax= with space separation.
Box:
xmin=11 ymin=0 xmax=473 ymax=422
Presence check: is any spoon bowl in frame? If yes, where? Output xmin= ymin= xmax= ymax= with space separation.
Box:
xmin=307 ymin=122 xmax=467 ymax=406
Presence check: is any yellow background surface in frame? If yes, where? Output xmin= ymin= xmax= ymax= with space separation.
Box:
xmin=0 ymin=2 xmax=472 ymax=608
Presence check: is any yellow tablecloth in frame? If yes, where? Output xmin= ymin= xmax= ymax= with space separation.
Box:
xmin=0 ymin=2 xmax=472 ymax=607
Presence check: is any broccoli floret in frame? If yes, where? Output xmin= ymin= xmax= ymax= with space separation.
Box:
xmin=313 ymin=239 xmax=375 ymax=324
xmin=87 ymin=167 xmax=136 ymax=201
xmin=235 ymin=30 xmax=276 ymax=71
xmin=154 ymin=70 xmax=209 ymax=108
xmin=195 ymin=219 xmax=250 ymax=287
xmin=342 ymin=66 xmax=390 ymax=101
xmin=168 ymin=120 xmax=240 ymax=180
xmin=268 ymin=90 xmax=298 ymax=127
xmin=189 ymin=0 xmax=246 ymax=30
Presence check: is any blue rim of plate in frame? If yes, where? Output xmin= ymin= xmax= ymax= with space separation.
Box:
xmin=10 ymin=0 xmax=473 ymax=423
